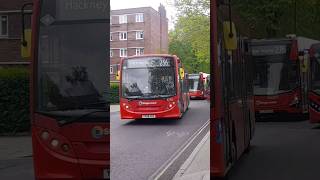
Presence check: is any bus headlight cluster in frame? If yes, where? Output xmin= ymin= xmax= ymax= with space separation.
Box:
xmin=289 ymin=96 xmax=299 ymax=107
xmin=123 ymin=103 xmax=130 ymax=109
xmin=39 ymin=129 xmax=73 ymax=155
xmin=310 ymin=101 xmax=320 ymax=112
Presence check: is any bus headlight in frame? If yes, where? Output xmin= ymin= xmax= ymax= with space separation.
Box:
xmin=41 ymin=131 xmax=50 ymax=140
xmin=290 ymin=96 xmax=299 ymax=107
xmin=50 ymin=139 xmax=59 ymax=147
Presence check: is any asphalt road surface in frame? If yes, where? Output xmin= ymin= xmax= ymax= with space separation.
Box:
xmin=228 ymin=120 xmax=320 ymax=180
xmin=110 ymin=100 xmax=210 ymax=180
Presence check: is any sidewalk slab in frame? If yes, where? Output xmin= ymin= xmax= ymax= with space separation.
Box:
xmin=110 ymin=104 xmax=120 ymax=112
xmin=173 ymin=131 xmax=210 ymax=180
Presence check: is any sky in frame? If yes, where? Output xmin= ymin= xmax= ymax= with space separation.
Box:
xmin=110 ymin=0 xmax=177 ymax=30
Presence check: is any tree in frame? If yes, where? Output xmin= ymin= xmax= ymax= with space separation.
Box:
xmin=232 ymin=0 xmax=320 ymax=39
xmin=169 ymin=0 xmax=210 ymax=73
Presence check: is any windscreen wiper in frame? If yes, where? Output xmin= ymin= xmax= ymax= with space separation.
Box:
xmin=59 ymin=110 xmax=109 ymax=126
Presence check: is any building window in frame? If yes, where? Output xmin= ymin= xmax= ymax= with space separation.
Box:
xmin=120 ymin=48 xmax=127 ymax=57
xmin=110 ymin=34 xmax=113 ymax=41
xmin=0 ymin=15 xmax=8 ymax=37
xmin=136 ymin=48 xmax=144 ymax=56
xmin=110 ymin=65 xmax=114 ymax=74
xmin=110 ymin=16 xmax=112 ymax=25
xmin=110 ymin=50 xmax=113 ymax=57
xmin=136 ymin=13 xmax=144 ymax=22
xmin=119 ymin=15 xmax=127 ymax=24
xmin=136 ymin=31 xmax=144 ymax=40
xmin=119 ymin=32 xmax=127 ymax=40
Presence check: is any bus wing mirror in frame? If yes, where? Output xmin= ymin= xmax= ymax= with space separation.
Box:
xmin=179 ymin=68 xmax=185 ymax=80
xmin=223 ymin=21 xmax=237 ymax=50
xmin=116 ymin=70 xmax=120 ymax=81
xmin=21 ymin=29 xmax=32 ymax=58
xmin=21 ymin=3 xmax=33 ymax=59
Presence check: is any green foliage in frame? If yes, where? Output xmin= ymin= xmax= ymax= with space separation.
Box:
xmin=232 ymin=0 xmax=320 ymax=39
xmin=109 ymin=82 xmax=119 ymax=104
xmin=0 ymin=68 xmax=30 ymax=135
xmin=169 ymin=0 xmax=210 ymax=73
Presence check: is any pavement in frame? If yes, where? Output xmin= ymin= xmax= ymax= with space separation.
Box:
xmin=173 ymin=131 xmax=210 ymax=180
xmin=110 ymin=104 xmax=120 ymax=112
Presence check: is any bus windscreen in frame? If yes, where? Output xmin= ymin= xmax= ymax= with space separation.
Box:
xmin=121 ymin=57 xmax=176 ymax=99
xmin=252 ymin=47 xmax=298 ymax=95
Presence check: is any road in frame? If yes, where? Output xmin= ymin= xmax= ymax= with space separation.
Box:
xmin=0 ymin=136 xmax=34 ymax=180
xmin=110 ymin=100 xmax=210 ymax=180
xmin=228 ymin=120 xmax=320 ymax=180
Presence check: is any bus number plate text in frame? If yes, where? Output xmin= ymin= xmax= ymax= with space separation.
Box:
xmin=259 ymin=110 xmax=274 ymax=114
xmin=142 ymin=115 xmax=156 ymax=118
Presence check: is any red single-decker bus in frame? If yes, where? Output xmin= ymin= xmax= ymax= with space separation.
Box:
xmin=118 ymin=55 xmax=190 ymax=120
xmin=22 ymin=0 xmax=110 ymax=178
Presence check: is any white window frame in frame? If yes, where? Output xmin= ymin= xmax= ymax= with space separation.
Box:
xmin=136 ymin=48 xmax=144 ymax=56
xmin=110 ymin=16 xmax=112 ymax=25
xmin=119 ymin=15 xmax=127 ymax=24
xmin=120 ymin=48 xmax=127 ymax=57
xmin=119 ymin=32 xmax=127 ymax=41
xmin=110 ymin=50 xmax=113 ymax=57
xmin=135 ymin=13 xmax=144 ymax=22
xmin=0 ymin=15 xmax=8 ymax=37
xmin=110 ymin=65 xmax=114 ymax=74
xmin=136 ymin=31 xmax=144 ymax=40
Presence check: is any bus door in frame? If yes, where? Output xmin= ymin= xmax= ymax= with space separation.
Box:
xmin=178 ymin=59 xmax=187 ymax=112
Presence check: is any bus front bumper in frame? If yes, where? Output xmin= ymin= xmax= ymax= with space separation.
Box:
xmin=120 ymin=105 xmax=181 ymax=120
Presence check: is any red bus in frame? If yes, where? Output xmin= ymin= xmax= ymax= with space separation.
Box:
xmin=309 ymin=43 xmax=320 ymax=123
xmin=21 ymin=0 xmax=109 ymax=178
xmin=118 ymin=55 xmax=190 ymax=120
xmin=211 ymin=1 xmax=255 ymax=177
xmin=248 ymin=39 xmax=301 ymax=120
xmin=188 ymin=73 xmax=206 ymax=99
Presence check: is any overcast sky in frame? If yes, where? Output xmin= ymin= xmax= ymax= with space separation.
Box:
xmin=110 ymin=0 xmax=177 ymax=30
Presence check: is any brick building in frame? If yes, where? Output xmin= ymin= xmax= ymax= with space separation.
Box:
xmin=110 ymin=5 xmax=169 ymax=80
xmin=0 ymin=0 xmax=31 ymax=66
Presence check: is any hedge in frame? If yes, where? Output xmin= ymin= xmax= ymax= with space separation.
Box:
xmin=0 ymin=68 xmax=30 ymax=135
xmin=109 ymin=82 xmax=119 ymax=104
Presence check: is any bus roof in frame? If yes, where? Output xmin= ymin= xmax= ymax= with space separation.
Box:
xmin=123 ymin=54 xmax=177 ymax=60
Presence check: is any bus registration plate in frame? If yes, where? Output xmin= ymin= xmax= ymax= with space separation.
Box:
xmin=142 ymin=115 xmax=156 ymax=118
xmin=259 ymin=110 xmax=274 ymax=114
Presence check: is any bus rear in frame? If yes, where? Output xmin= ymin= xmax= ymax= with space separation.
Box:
xmin=188 ymin=73 xmax=206 ymax=99
xmin=249 ymin=39 xmax=302 ymax=120
xmin=119 ymin=55 xmax=189 ymax=120
xmin=309 ymin=43 xmax=320 ymax=123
